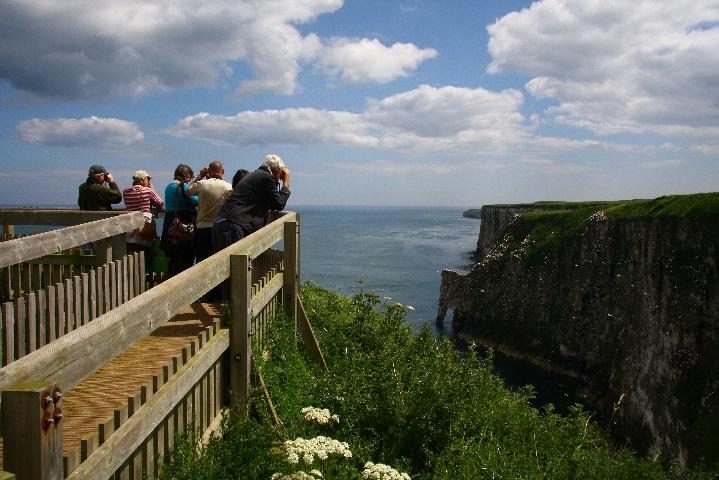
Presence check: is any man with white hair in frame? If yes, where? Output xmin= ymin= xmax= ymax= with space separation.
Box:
xmin=213 ymin=154 xmax=291 ymax=253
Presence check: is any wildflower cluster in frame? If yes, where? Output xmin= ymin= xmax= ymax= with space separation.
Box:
xmin=301 ymin=407 xmax=339 ymax=425
xmin=587 ymin=209 xmax=607 ymax=223
xmin=362 ymin=462 xmax=411 ymax=480
xmin=284 ymin=436 xmax=352 ymax=465
xmin=271 ymin=470 xmax=323 ymax=480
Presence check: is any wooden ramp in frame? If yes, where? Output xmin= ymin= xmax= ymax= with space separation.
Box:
xmin=1 ymin=301 xmax=224 ymax=477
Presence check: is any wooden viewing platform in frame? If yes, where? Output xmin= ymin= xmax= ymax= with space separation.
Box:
xmin=0 ymin=209 xmax=325 ymax=479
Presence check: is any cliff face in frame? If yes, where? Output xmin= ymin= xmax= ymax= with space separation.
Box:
xmin=439 ymin=196 xmax=719 ymax=467
xmin=473 ymin=205 xmax=538 ymax=259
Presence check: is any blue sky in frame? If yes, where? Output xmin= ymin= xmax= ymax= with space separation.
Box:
xmin=1 ymin=0 xmax=717 ymax=207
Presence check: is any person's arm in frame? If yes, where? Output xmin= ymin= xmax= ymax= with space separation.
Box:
xmin=263 ymin=175 xmax=290 ymax=211
xmin=148 ymin=187 xmax=164 ymax=210
xmin=104 ymin=174 xmax=123 ymax=204
xmin=186 ymin=167 xmax=208 ymax=196
xmin=181 ymin=182 xmax=199 ymax=206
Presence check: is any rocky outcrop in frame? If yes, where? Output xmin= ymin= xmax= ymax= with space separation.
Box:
xmin=472 ymin=205 xmax=539 ymax=259
xmin=438 ymin=196 xmax=719 ymax=467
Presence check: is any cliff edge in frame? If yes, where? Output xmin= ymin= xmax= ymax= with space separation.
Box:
xmin=439 ymin=193 xmax=719 ymax=467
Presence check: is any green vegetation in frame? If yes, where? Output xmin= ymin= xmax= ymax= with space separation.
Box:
xmin=159 ymin=283 xmax=717 ymax=479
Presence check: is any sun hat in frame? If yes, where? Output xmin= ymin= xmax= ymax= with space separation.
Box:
xmin=132 ymin=170 xmax=151 ymax=181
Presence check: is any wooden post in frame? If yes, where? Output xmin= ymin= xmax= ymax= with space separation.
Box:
xmin=110 ymin=234 xmax=126 ymax=262
xmin=95 ymin=239 xmax=112 ymax=267
xmin=2 ymin=382 xmax=63 ymax=480
xmin=230 ymin=254 xmax=251 ymax=405
xmin=283 ymin=221 xmax=298 ymax=331
xmin=2 ymin=223 xmax=14 ymax=239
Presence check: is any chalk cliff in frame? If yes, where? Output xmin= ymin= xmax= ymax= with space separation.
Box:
xmin=439 ymin=194 xmax=719 ymax=467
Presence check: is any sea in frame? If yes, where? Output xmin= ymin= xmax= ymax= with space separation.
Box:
xmin=6 ymin=204 xmax=586 ymax=411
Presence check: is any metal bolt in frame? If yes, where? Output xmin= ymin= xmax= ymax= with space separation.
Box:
xmin=53 ymin=412 xmax=64 ymax=423
xmin=53 ymin=391 xmax=63 ymax=401
xmin=234 ymin=354 xmax=241 ymax=361
xmin=42 ymin=396 xmax=54 ymax=408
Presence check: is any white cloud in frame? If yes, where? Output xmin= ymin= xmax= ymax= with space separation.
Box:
xmin=692 ymin=143 xmax=719 ymax=155
xmin=17 ymin=116 xmax=144 ymax=149
xmin=0 ymin=0 xmax=435 ymax=101
xmin=167 ymin=85 xmax=531 ymax=153
xmin=488 ymin=0 xmax=719 ymax=139
xmin=317 ymin=38 xmax=437 ymax=84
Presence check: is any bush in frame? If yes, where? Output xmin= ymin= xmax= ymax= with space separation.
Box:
xmin=160 ymin=282 xmax=718 ymax=479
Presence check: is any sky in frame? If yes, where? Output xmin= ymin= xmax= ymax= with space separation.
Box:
xmin=1 ymin=0 xmax=718 ymax=207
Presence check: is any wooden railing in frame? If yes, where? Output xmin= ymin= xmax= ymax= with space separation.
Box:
xmin=0 ymin=210 xmax=324 ymax=479
xmin=1 ymin=209 xmax=140 ymax=302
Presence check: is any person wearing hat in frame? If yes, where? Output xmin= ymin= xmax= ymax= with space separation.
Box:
xmin=123 ymin=170 xmax=164 ymax=268
xmin=78 ymin=164 xmax=122 ymax=210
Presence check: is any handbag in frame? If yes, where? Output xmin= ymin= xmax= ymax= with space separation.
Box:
xmin=166 ymin=183 xmax=196 ymax=246
xmin=136 ymin=218 xmax=158 ymax=240
xmin=166 ymin=215 xmax=195 ymax=245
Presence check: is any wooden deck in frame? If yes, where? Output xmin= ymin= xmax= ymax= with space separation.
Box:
xmin=0 ymin=301 xmax=224 ymax=474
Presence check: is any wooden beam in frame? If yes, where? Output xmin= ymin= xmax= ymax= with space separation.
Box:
xmin=65 ymin=329 xmax=229 ymax=480
xmin=297 ymin=298 xmax=328 ymax=371
xmin=0 ymin=212 xmax=144 ymax=268
xmin=0 ymin=213 xmax=294 ymax=393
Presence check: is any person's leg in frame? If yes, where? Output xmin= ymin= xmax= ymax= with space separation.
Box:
xmin=194 ymin=228 xmax=214 ymax=263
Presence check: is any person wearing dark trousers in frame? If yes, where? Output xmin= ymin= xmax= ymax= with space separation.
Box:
xmin=185 ymin=160 xmax=233 ymax=301
xmin=213 ymin=154 xmax=291 ymax=299
xmin=161 ymin=164 xmax=199 ymax=277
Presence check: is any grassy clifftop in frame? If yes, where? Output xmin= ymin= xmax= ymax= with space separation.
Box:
xmin=484 ymin=193 xmax=719 ymax=264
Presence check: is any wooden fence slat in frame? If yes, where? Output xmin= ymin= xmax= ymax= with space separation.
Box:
xmin=128 ymin=254 xmax=135 ymax=300
xmin=14 ymin=297 xmax=25 ymax=358
xmin=64 ymin=278 xmax=74 ymax=333
xmin=89 ymin=269 xmax=97 ymax=321
xmin=2 ymin=302 xmax=14 ymax=365
xmin=37 ymin=289 xmax=46 ymax=349
xmin=26 ymin=292 xmax=36 ymax=353
xmin=46 ymin=285 xmax=56 ymax=343
xmin=73 ymin=276 xmax=81 ymax=329
xmin=109 ymin=261 xmax=117 ymax=310
xmin=55 ymin=282 xmax=65 ymax=338
xmin=81 ymin=272 xmax=89 ymax=326
xmin=121 ymin=256 xmax=128 ymax=304
xmin=97 ymin=265 xmax=106 ymax=315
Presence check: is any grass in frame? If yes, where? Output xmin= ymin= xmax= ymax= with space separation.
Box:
xmin=158 ymin=283 xmax=718 ymax=479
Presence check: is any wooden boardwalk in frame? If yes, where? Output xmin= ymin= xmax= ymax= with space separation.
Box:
xmin=0 ymin=301 xmax=223 ymax=474
xmin=0 ymin=209 xmax=325 ymax=479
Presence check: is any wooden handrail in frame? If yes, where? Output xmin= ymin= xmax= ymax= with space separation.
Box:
xmin=0 ymin=209 xmax=130 ymax=226
xmin=0 ymin=212 xmax=144 ymax=268
xmin=0 ymin=213 xmax=295 ymax=393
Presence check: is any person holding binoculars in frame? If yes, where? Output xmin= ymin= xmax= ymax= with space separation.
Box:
xmin=78 ymin=164 xmax=122 ymax=211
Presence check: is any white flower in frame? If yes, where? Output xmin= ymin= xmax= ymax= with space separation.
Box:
xmin=362 ymin=461 xmax=411 ymax=480
xmin=270 ymin=471 xmax=323 ymax=480
xmin=406 ymin=305 xmax=415 ymax=311
xmin=283 ymin=436 xmax=352 ymax=466
xmin=301 ymin=406 xmax=340 ymax=425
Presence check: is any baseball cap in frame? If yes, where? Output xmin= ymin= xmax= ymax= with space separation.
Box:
xmin=88 ymin=164 xmax=108 ymax=175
